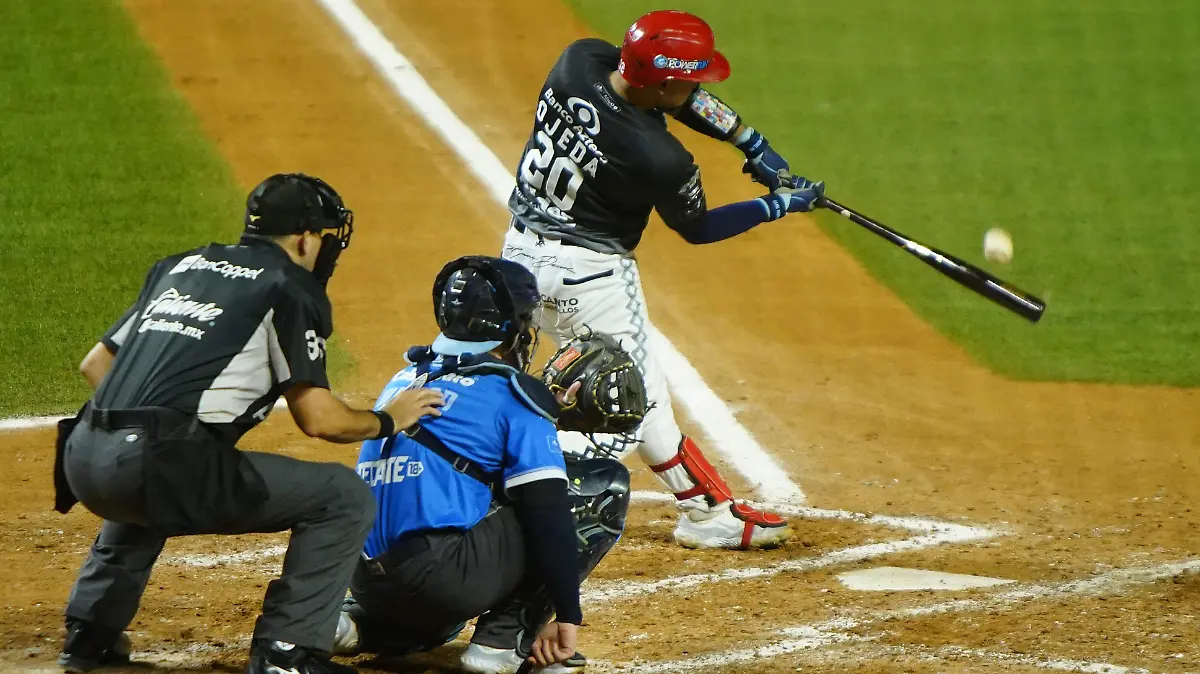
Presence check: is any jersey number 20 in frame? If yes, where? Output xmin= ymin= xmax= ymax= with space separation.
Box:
xmin=520 ymin=129 xmax=584 ymax=212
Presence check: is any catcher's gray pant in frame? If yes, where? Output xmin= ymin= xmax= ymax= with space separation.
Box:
xmin=63 ymin=421 xmax=373 ymax=652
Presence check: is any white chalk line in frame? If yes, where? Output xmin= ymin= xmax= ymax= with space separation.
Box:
xmin=6 ymin=640 xmax=251 ymax=673
xmin=0 ymin=399 xmax=289 ymax=433
xmin=611 ymin=640 xmax=1151 ymax=674
xmin=159 ymin=490 xmax=999 ymax=602
xmin=4 ymin=2 xmax=1018 ymax=671
xmin=166 ymin=544 xmax=289 ymax=568
xmin=610 ymin=559 xmax=1200 ymax=673
xmin=630 ymin=490 xmax=996 ymax=536
xmin=581 ymin=529 xmax=993 ymax=603
xmin=26 ymin=547 xmax=1193 ymax=672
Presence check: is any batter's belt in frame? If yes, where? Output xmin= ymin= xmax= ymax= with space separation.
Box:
xmin=511 ymin=221 xmax=587 ymax=248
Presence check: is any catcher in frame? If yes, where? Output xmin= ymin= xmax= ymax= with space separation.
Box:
xmin=332 ymin=256 xmax=647 ymax=674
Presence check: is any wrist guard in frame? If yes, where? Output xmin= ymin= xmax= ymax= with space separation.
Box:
xmin=371 ymin=410 xmax=395 ymax=439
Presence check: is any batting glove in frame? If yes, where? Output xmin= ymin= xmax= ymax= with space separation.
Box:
xmin=735 ymin=127 xmax=791 ymax=191
xmin=758 ymin=173 xmax=825 ymax=221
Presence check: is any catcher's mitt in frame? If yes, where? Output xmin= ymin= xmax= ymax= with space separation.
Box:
xmin=541 ymin=332 xmax=648 ymax=436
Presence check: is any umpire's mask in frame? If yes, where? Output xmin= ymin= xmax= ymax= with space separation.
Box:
xmin=243 ymin=173 xmax=355 ymax=287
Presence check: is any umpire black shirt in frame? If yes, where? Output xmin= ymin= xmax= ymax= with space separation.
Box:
xmin=94 ymin=238 xmax=332 ymax=443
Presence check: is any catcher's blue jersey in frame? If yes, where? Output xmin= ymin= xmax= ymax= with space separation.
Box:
xmin=356 ymin=355 xmax=567 ymax=559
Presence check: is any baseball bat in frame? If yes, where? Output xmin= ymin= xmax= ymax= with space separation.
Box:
xmin=817 ymin=196 xmax=1046 ymax=323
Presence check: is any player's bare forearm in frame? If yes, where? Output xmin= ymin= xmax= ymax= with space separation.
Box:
xmin=79 ymin=342 xmax=116 ymax=391
xmin=285 ymin=383 xmax=444 ymax=444
xmin=285 ymin=383 xmax=386 ymax=443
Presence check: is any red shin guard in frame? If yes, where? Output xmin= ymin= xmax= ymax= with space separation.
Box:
xmin=648 ymin=436 xmax=734 ymax=505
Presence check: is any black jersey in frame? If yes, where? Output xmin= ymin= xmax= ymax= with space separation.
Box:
xmin=94 ymin=238 xmax=332 ymax=442
xmin=508 ymin=39 xmax=707 ymax=255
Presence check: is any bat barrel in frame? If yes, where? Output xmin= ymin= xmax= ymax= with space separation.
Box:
xmin=817 ymin=197 xmax=1046 ymax=323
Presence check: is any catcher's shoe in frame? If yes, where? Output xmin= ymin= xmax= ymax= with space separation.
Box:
xmin=460 ymin=644 xmax=586 ymax=673
xmin=245 ymin=639 xmax=357 ymax=674
xmin=674 ymin=500 xmax=792 ymax=550
xmin=58 ymin=619 xmax=131 ymax=673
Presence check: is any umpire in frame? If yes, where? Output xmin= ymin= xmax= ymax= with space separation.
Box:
xmin=52 ymin=173 xmax=443 ymax=674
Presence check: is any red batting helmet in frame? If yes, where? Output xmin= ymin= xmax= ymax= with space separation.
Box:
xmin=617 ymin=10 xmax=731 ymax=88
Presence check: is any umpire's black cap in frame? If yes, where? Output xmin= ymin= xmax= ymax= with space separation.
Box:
xmin=243 ymin=173 xmax=352 ymax=236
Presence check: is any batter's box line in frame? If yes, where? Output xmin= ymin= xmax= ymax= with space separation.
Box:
xmin=630 ymin=490 xmax=1003 ymax=537
xmin=600 ymin=558 xmax=1200 ymax=673
xmin=575 ymin=492 xmax=1005 ymax=601
xmin=161 ymin=491 xmax=1001 ymax=577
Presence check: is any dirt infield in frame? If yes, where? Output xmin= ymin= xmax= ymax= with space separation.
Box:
xmin=2 ymin=0 xmax=1197 ymax=672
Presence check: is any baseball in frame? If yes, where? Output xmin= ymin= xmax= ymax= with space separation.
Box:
xmin=983 ymin=228 xmax=1013 ymax=264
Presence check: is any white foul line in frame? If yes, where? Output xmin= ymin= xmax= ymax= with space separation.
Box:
xmin=311 ymin=0 xmax=805 ymax=504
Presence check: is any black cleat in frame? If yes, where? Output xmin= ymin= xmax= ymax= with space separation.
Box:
xmin=57 ymin=619 xmax=132 ymax=673
xmin=245 ymin=639 xmax=357 ymax=674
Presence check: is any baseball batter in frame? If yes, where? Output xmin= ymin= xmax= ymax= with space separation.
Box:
xmin=502 ymin=10 xmax=824 ymax=550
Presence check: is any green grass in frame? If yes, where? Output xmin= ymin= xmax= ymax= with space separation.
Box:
xmin=0 ymin=1 xmax=241 ymax=416
xmin=568 ymin=1 xmax=1200 ymax=385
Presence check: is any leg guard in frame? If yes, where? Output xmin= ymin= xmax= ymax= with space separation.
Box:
xmin=648 ymin=436 xmax=734 ymax=506
xmin=473 ymin=457 xmax=630 ymax=654
xmin=566 ymin=456 xmax=631 ymax=577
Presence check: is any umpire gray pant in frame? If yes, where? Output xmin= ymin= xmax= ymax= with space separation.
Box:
xmin=62 ymin=422 xmax=374 ymax=652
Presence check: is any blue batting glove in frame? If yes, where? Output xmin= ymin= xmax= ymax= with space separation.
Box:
xmin=735 ymin=128 xmax=791 ymax=191
xmin=758 ymin=174 xmax=825 ymax=221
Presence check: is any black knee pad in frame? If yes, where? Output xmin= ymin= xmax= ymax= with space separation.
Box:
xmin=565 ymin=457 xmax=630 ymax=577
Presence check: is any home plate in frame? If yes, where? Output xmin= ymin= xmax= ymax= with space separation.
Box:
xmin=836 ymin=566 xmax=1016 ymax=591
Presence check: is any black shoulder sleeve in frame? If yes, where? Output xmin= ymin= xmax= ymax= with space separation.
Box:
xmin=269 ymin=279 xmax=333 ymax=390
xmin=100 ymin=305 xmax=139 ymax=353
xmin=100 ymin=258 xmax=169 ymax=352
xmin=671 ymin=88 xmax=742 ymax=141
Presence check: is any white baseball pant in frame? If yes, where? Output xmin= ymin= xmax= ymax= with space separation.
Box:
xmin=501 ymin=225 xmax=689 ymax=479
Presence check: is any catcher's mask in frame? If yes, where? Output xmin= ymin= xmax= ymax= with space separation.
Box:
xmin=431 ymin=256 xmax=540 ymax=370
xmin=541 ymin=331 xmax=650 ymax=459
xmin=243 ymin=173 xmax=354 ymax=287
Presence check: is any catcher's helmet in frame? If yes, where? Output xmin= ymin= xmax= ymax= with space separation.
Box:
xmin=431 ymin=256 xmax=540 ymax=360
xmin=617 ymin=10 xmax=731 ymax=88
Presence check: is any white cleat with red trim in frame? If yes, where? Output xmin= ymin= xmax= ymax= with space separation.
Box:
xmin=650 ymin=436 xmax=791 ymax=550
xmin=674 ymin=499 xmax=792 ymax=550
